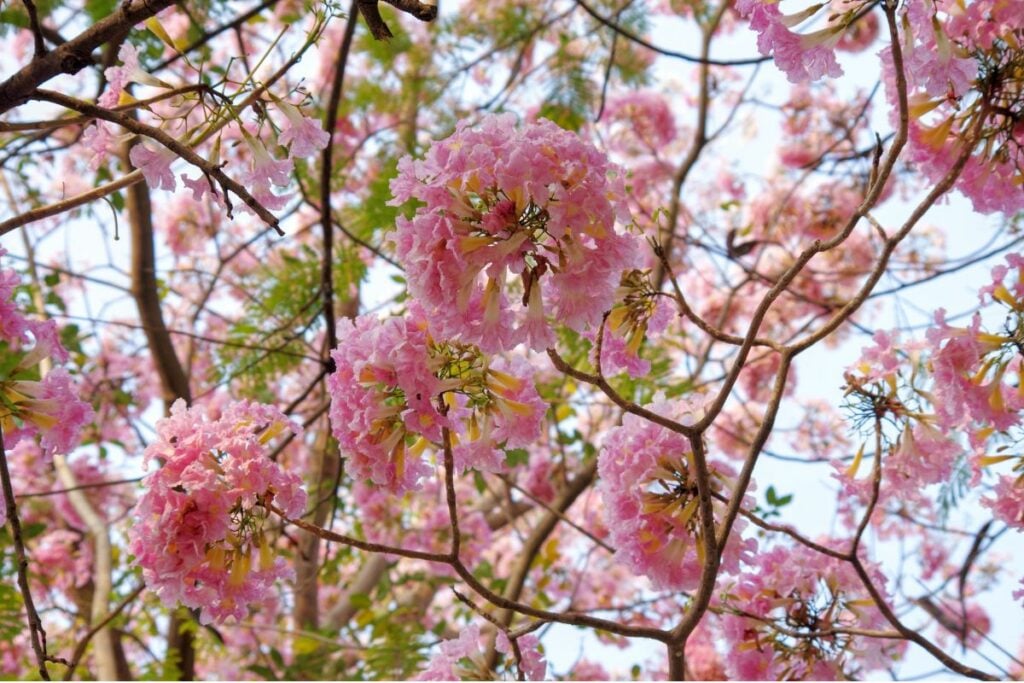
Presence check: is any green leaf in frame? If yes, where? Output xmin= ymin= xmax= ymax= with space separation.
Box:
xmin=348 ymin=592 xmax=372 ymax=610
xmin=505 ymin=448 xmax=529 ymax=467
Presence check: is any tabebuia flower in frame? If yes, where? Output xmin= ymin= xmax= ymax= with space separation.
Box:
xmin=722 ymin=545 xmax=902 ymax=679
xmin=129 ymin=399 xmax=307 ymax=624
xmin=735 ymin=0 xmax=864 ymax=83
xmin=414 ymin=624 xmax=547 ymax=681
xmin=275 ymin=99 xmax=331 ymax=159
xmin=884 ymin=0 xmax=1024 ymax=214
xmin=0 ymin=250 xmax=92 ymax=458
xmin=594 ymin=269 xmax=675 ymax=378
xmin=389 ymin=113 xmax=639 ymax=352
xmin=327 ymin=307 xmax=544 ymax=493
xmin=598 ymin=396 xmax=756 ymax=591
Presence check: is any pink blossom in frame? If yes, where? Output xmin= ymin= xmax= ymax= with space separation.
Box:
xmin=327 ymin=314 xmax=444 ymax=493
xmin=415 ymin=625 xmax=485 ymax=680
xmin=129 ymin=399 xmax=307 ymax=624
xmin=598 ymin=395 xmax=756 ymax=591
xmin=99 ymin=43 xmax=140 ymax=108
xmin=735 ymin=0 xmax=844 ymax=83
xmin=129 ymin=140 xmax=178 ymax=191
xmin=239 ymin=135 xmax=293 ymax=211
xmin=390 ymin=113 xmax=639 ymax=352
xmin=981 ymin=474 xmax=1024 ymax=528
xmin=328 ymin=310 xmax=544 ymax=492
xmin=181 ymin=174 xmax=218 ymax=203
xmin=885 ymin=420 xmax=961 ymax=488
xmin=0 ymin=251 xmax=93 ymax=458
xmin=496 ymin=632 xmax=547 ymax=681
xmin=591 ymin=270 xmax=674 ymax=377
xmin=603 ymin=91 xmax=677 ymax=149
xmin=723 ymin=544 xmax=900 ymax=679
xmin=277 ymin=100 xmax=331 ymax=158
xmin=80 ymin=121 xmax=118 ymax=170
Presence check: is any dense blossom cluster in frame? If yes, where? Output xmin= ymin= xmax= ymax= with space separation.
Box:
xmin=723 ymin=545 xmax=900 ymax=679
xmin=390 ymin=113 xmax=640 ymax=351
xmin=598 ymin=396 xmax=756 ymax=591
xmin=327 ymin=307 xmax=545 ymax=493
xmin=129 ymin=399 xmax=307 ymax=624
xmin=7 ymin=0 xmax=1024 ymax=675
xmin=0 ymin=250 xmax=92 ymax=461
xmin=884 ymin=0 xmax=1024 ymax=214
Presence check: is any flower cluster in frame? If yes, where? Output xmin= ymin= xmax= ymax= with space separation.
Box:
xmin=598 ymin=396 xmax=756 ymax=591
xmin=0 ymin=250 xmax=92 ymax=459
xmin=735 ymin=0 xmax=869 ymax=83
xmin=415 ymin=625 xmax=547 ymax=681
xmin=390 ymin=112 xmax=639 ymax=352
xmin=594 ymin=269 xmax=675 ymax=378
xmin=886 ymin=0 xmax=1024 ymax=214
xmin=102 ymin=40 xmax=328 ymax=209
xmin=129 ymin=399 xmax=307 ymax=624
xmin=722 ymin=544 xmax=900 ymax=679
xmin=327 ymin=307 xmax=545 ymax=493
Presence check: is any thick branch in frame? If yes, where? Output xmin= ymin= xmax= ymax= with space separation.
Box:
xmin=356 ymin=0 xmax=438 ymax=41
xmin=0 ymin=0 xmax=177 ymax=113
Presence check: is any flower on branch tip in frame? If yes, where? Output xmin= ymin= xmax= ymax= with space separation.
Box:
xmin=327 ymin=307 xmax=544 ymax=493
xmin=598 ymin=395 xmax=756 ymax=591
xmin=276 ymin=100 xmax=330 ymax=159
xmin=722 ymin=544 xmax=901 ymax=679
xmin=389 ymin=113 xmax=640 ymax=352
xmin=735 ymin=0 xmax=849 ymax=83
xmin=593 ymin=269 xmax=674 ymax=378
xmin=99 ymin=43 xmax=173 ymax=108
xmin=129 ymin=399 xmax=307 ymax=624
xmin=129 ymin=139 xmax=178 ymax=191
xmin=415 ymin=625 xmax=548 ymax=681
xmin=0 ymin=249 xmax=92 ymax=458
xmin=238 ymin=131 xmax=293 ymax=211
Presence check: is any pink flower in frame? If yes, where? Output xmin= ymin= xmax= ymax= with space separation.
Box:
xmin=81 ymin=121 xmax=118 ymax=170
xmin=238 ymin=134 xmax=292 ymax=212
xmin=129 ymin=399 xmax=307 ymax=624
xmin=0 ymin=250 xmax=92 ymax=458
xmin=885 ymin=420 xmax=961 ymax=488
xmin=598 ymin=395 xmax=756 ymax=591
xmin=735 ymin=0 xmax=844 ymax=83
xmin=723 ymin=544 xmax=901 ymax=679
xmin=129 ymin=140 xmax=177 ymax=191
xmin=496 ymin=632 xmax=547 ymax=681
xmin=415 ymin=625 xmax=485 ymax=680
xmin=277 ymin=100 xmax=330 ymax=158
xmin=603 ymin=91 xmax=677 ymax=148
xmin=327 ymin=309 xmax=545 ymax=492
xmin=981 ymin=474 xmax=1024 ymax=529
xmin=99 ymin=43 xmax=140 ymax=108
xmin=390 ymin=113 xmax=639 ymax=352
xmin=327 ymin=314 xmax=444 ymax=493
xmin=181 ymin=174 xmax=217 ymax=203
xmin=242 ymin=135 xmax=292 ymax=187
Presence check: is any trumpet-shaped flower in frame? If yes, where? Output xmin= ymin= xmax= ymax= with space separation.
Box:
xmin=0 ymin=250 xmax=92 ymax=458
xmin=735 ymin=0 xmax=845 ymax=83
xmin=390 ymin=113 xmax=639 ymax=352
xmin=327 ymin=310 xmax=545 ymax=492
xmin=129 ymin=399 xmax=306 ymax=624
xmin=277 ymin=100 xmax=331 ymax=158
xmin=598 ymin=395 xmax=756 ymax=591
